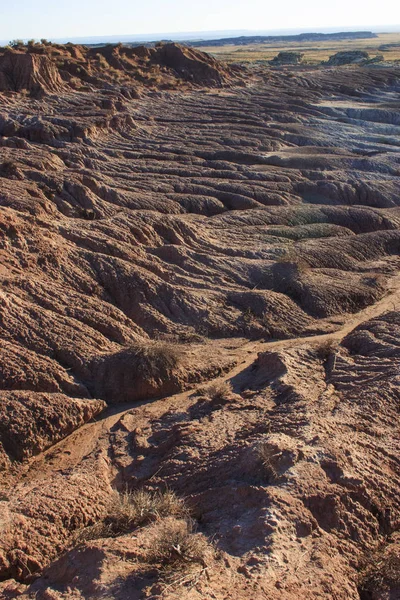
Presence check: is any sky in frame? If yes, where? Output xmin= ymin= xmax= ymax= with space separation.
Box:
xmin=0 ymin=0 xmax=399 ymax=43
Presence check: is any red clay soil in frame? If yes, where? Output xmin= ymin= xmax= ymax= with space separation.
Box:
xmin=0 ymin=43 xmax=400 ymax=599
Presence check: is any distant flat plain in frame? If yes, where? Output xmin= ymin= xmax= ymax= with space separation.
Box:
xmin=200 ymin=32 xmax=400 ymax=64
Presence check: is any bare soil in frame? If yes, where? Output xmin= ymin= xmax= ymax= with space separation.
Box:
xmin=0 ymin=43 xmax=400 ymax=600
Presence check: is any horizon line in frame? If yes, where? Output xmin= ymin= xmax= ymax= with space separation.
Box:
xmin=2 ymin=24 xmax=400 ymax=46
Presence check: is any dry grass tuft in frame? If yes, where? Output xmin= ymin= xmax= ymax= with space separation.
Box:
xmin=255 ymin=440 xmax=279 ymax=484
xmin=144 ymin=518 xmax=212 ymax=596
xmin=315 ymin=339 xmax=338 ymax=360
xmin=106 ymin=488 xmax=187 ymax=533
xmin=147 ymin=517 xmax=208 ymax=570
xmin=197 ymin=380 xmax=233 ymax=402
xmin=359 ymin=544 xmax=400 ymax=599
xmin=277 ymin=246 xmax=310 ymax=273
xmin=127 ymin=341 xmax=184 ymax=377
xmin=78 ymin=497 xmax=211 ymax=594
xmin=78 ymin=488 xmax=187 ymax=541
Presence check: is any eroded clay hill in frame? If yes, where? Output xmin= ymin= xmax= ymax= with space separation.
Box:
xmin=0 ymin=41 xmax=238 ymax=95
xmin=0 ymin=43 xmax=399 ymax=599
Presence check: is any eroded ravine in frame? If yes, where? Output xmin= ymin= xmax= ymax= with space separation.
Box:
xmin=1 ymin=48 xmax=400 ymax=598
xmin=15 ymin=267 xmax=400 ymax=491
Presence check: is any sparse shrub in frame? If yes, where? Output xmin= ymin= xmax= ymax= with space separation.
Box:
xmin=95 ymin=53 xmax=109 ymax=69
xmin=107 ymin=488 xmax=187 ymax=532
xmin=147 ymin=517 xmax=208 ymax=570
xmin=197 ymin=380 xmax=233 ymax=402
xmin=77 ymin=488 xmax=187 ymax=541
xmin=69 ymin=76 xmax=82 ymax=89
xmin=363 ymin=274 xmax=385 ymax=289
xmin=77 ymin=492 xmax=211 ymax=592
xmin=195 ymin=323 xmax=209 ymax=337
xmin=358 ymin=543 xmax=400 ymax=599
xmin=315 ymin=338 xmax=337 ymax=360
xmin=255 ymin=440 xmax=279 ymax=483
xmin=9 ymin=39 xmax=24 ymax=49
xmin=277 ymin=246 xmax=310 ymax=273
xmin=243 ymin=306 xmax=257 ymax=324
xmin=127 ymin=341 xmax=184 ymax=377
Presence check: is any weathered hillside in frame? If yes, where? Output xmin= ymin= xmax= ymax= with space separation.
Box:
xmin=0 ymin=44 xmax=399 ymax=599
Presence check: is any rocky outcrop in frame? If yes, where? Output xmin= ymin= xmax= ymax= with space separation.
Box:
xmin=152 ymin=42 xmax=233 ymax=85
xmin=0 ymin=52 xmax=64 ymax=96
xmin=0 ymin=42 xmax=238 ymax=96
xmin=0 ymin=392 xmax=105 ymax=464
xmin=327 ymin=50 xmax=370 ymax=66
xmin=270 ymin=51 xmax=303 ymax=65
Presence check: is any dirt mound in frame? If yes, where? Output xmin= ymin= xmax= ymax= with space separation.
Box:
xmin=270 ymin=51 xmax=303 ymax=65
xmin=0 ymin=391 xmax=105 ymax=465
xmin=0 ymin=450 xmax=114 ymax=583
xmin=327 ymin=50 xmax=370 ymax=66
xmin=0 ymin=52 xmax=64 ymax=96
xmin=90 ymin=341 xmax=234 ymax=403
xmin=152 ymin=42 xmax=233 ymax=85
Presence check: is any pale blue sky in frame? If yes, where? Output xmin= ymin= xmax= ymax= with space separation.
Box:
xmin=0 ymin=0 xmax=399 ymax=42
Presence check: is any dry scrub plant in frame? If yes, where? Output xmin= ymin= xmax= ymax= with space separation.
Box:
xmin=140 ymin=518 xmax=213 ymax=597
xmin=197 ymin=381 xmax=233 ymax=402
xmin=277 ymin=245 xmax=310 ymax=273
xmin=78 ymin=488 xmax=187 ymax=541
xmin=147 ymin=518 xmax=208 ymax=570
xmin=255 ymin=440 xmax=279 ymax=484
xmin=127 ymin=341 xmax=184 ymax=377
xmin=315 ymin=339 xmax=338 ymax=361
xmin=76 ymin=493 xmax=212 ymax=593
xmin=358 ymin=544 xmax=400 ymax=599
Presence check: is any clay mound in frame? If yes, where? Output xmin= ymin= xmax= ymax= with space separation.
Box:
xmin=0 ymin=42 xmax=236 ymax=97
xmin=91 ymin=341 xmax=236 ymax=403
xmin=0 ymin=52 xmax=64 ymax=96
xmin=0 ymin=452 xmax=114 ymax=583
xmin=91 ymin=342 xmax=186 ymax=403
xmin=89 ymin=42 xmax=236 ymax=87
xmin=152 ymin=42 xmax=233 ymax=85
xmin=0 ymin=391 xmax=105 ymax=466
